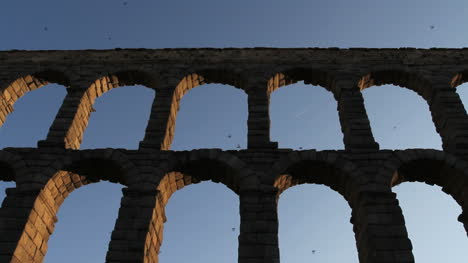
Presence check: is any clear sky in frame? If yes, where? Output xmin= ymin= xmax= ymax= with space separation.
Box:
xmin=0 ymin=0 xmax=468 ymax=262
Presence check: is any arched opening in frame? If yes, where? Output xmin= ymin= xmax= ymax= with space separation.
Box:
xmin=159 ymin=181 xmax=239 ymax=262
xmin=153 ymin=157 xmax=240 ymax=262
xmin=44 ymin=181 xmax=123 ymax=263
xmin=278 ymin=184 xmax=357 ymax=262
xmin=80 ymin=85 xmax=155 ymax=149
xmin=13 ymin=157 xmax=128 ymax=262
xmin=171 ymin=83 xmax=247 ymax=150
xmin=0 ymin=83 xmax=66 ymax=148
xmin=274 ymin=157 xmax=358 ymax=262
xmin=362 ymin=84 xmax=441 ymax=149
xmin=270 ymin=81 xmax=343 ymax=150
xmin=391 ymin=157 xmax=468 ymax=262
xmin=394 ymin=183 xmax=468 ymax=262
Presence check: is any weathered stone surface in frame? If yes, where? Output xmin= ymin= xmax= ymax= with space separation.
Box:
xmin=0 ymin=48 xmax=467 ymax=262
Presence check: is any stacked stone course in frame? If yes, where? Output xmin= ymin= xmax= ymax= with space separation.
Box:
xmin=0 ymin=48 xmax=468 ymax=262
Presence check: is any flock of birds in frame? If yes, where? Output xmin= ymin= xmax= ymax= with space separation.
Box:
xmin=43 ymin=25 xmax=438 ymax=43
xmin=40 ymin=0 xmax=438 ymax=44
xmin=35 ymin=2 xmax=439 ymax=260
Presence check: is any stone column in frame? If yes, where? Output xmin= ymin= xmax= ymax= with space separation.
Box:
xmin=0 ymin=187 xmax=50 ymax=263
xmin=246 ymin=79 xmax=277 ymax=149
xmin=457 ymin=206 xmax=468 ymax=236
xmin=427 ymin=84 xmax=468 ymax=157
xmin=106 ymin=188 xmax=164 ymax=263
xmin=38 ymin=87 xmax=89 ymax=150
xmin=352 ymin=191 xmax=414 ymax=263
xmin=335 ymin=79 xmax=379 ymax=151
xmin=238 ymin=186 xmax=279 ymax=263
xmin=139 ymin=87 xmax=177 ymax=151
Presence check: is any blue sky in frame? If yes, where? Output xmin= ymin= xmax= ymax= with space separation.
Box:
xmin=1 ymin=0 xmax=468 ymax=262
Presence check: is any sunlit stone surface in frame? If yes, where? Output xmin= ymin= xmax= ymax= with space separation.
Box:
xmin=0 ymin=48 xmax=468 ymax=263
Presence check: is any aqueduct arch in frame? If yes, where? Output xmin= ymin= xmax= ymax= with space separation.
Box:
xmin=0 ymin=48 xmax=467 ymax=262
xmin=380 ymin=150 xmax=468 ymax=232
xmin=0 ymin=71 xmax=69 ymax=129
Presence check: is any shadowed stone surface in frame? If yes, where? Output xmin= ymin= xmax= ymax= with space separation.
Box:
xmin=0 ymin=48 xmax=468 ymax=263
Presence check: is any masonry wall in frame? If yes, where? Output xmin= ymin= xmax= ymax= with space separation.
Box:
xmin=0 ymin=48 xmax=468 ymax=263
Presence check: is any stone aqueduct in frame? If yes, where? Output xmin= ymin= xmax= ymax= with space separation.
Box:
xmin=0 ymin=48 xmax=467 ymax=263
